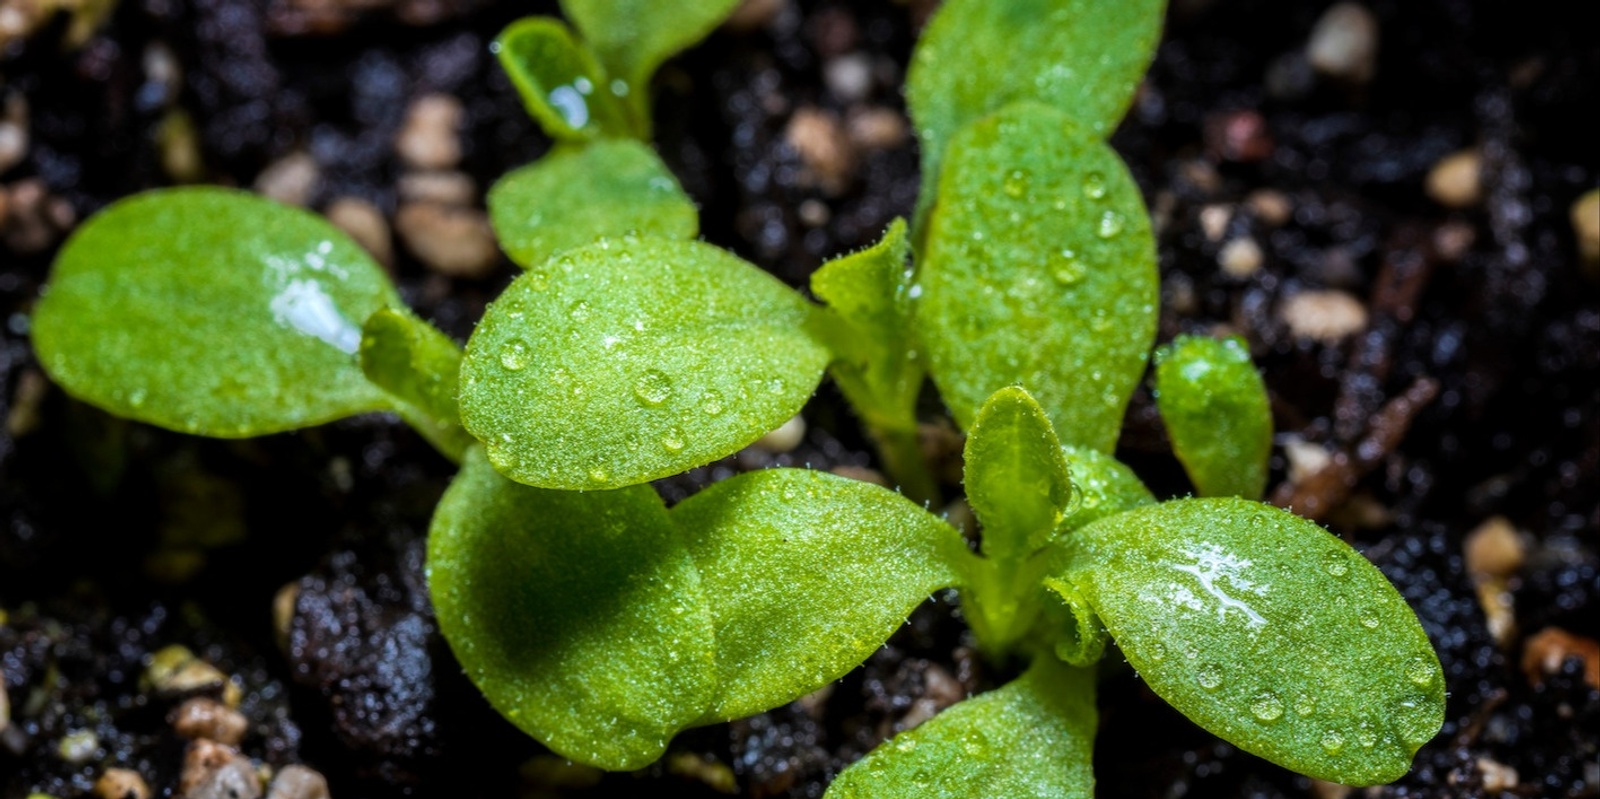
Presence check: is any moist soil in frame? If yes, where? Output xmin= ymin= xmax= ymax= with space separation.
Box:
xmin=2 ymin=0 xmax=1597 ymax=797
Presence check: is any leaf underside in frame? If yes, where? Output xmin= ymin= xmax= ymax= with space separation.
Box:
xmin=32 ymin=187 xmax=399 ymax=437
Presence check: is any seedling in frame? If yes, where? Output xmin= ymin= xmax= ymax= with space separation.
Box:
xmin=27 ymin=0 xmax=1446 ymax=795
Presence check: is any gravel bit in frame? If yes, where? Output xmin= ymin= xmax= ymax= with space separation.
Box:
xmin=324 ymin=198 xmax=393 ymax=268
xmin=93 ymin=767 xmax=152 ymax=799
xmin=1279 ymin=289 xmax=1370 ymax=342
xmin=394 ymin=94 xmax=464 ymax=171
xmin=785 ymin=106 xmax=856 ymax=196
xmin=1425 ymin=149 xmax=1484 ymax=209
xmin=1307 ymin=2 xmax=1379 ymax=83
xmin=173 ymin=697 xmax=250 ymax=746
xmin=394 ymin=203 xmax=499 ymax=278
xmin=253 ymin=152 xmax=321 ymax=207
xmin=263 ymin=764 xmax=331 ymax=799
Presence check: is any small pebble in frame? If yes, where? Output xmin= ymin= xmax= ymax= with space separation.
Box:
xmin=395 ymin=203 xmax=499 ymax=278
xmin=1307 ymin=2 xmax=1379 ymax=84
xmin=1424 ymin=149 xmax=1482 ymax=209
xmin=1464 ymin=516 xmax=1525 ymax=582
xmin=264 ymin=765 xmax=330 ymax=799
xmin=1198 ymin=204 xmax=1232 ymax=242
xmin=754 ymin=414 xmax=807 ymax=453
xmin=1573 ymin=188 xmax=1599 ymax=265
xmin=785 ymin=106 xmax=855 ymax=195
xmin=0 ymin=120 xmax=24 ymax=174
xmin=1308 ymin=780 xmax=1353 ymax=799
xmin=1432 ymin=220 xmax=1476 ymax=262
xmin=395 ymin=93 xmax=464 ymax=171
xmin=180 ymin=740 xmax=257 ymax=798
xmin=1475 ymin=580 xmax=1517 ymax=649
xmin=94 ymin=768 xmax=152 ymax=799
xmin=397 ymin=170 xmax=477 ymax=207
xmin=797 ymin=198 xmax=830 ymax=227
xmin=1218 ymin=236 xmax=1264 ymax=278
xmin=145 ymin=645 xmax=228 ymax=696
xmin=1205 ymin=109 xmax=1273 ymax=163
xmin=823 ymin=52 xmax=873 ymax=102
xmin=846 ymin=106 xmax=908 ymax=151
xmin=1179 ymin=159 xmax=1222 ymax=194
xmin=57 ymin=729 xmax=99 ymax=763
xmin=1521 ymin=627 xmax=1600 ymax=689
xmin=2 ymin=178 xmax=72 ymax=253
xmin=1282 ymin=436 xmax=1333 ymax=484
xmin=324 ymin=198 xmax=392 ymax=267
xmin=1246 ymin=189 xmax=1294 ymax=227
xmin=254 ymin=152 xmax=320 ymax=207
xmin=829 ymin=465 xmax=889 ymax=487
xmin=1476 ymin=757 xmax=1520 ymax=792
xmin=173 ymin=697 xmax=249 ymax=746
xmin=1280 ymin=289 xmax=1368 ymax=342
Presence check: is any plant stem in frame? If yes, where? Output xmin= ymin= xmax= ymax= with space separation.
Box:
xmin=871 ymin=423 xmax=942 ymax=507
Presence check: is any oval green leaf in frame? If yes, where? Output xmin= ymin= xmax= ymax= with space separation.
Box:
xmin=1062 ymin=498 xmax=1445 ymax=786
xmin=459 ymin=236 xmax=831 ymax=490
xmin=1057 ymin=444 xmax=1156 ymax=535
xmin=671 ymin=468 xmax=969 ymax=721
xmin=906 ymin=0 xmax=1165 ymax=215
xmin=32 ymin=187 xmax=400 ymax=437
xmin=427 ymin=448 xmax=716 ymax=770
xmin=825 ymin=656 xmax=1096 ymax=799
xmin=495 ymin=17 xmax=629 ymax=141
xmin=920 ymin=103 xmax=1158 ymax=451
xmin=1154 ymin=335 xmax=1273 ymax=499
xmin=963 ymin=386 xmax=1071 ymax=564
xmin=489 ymin=140 xmax=699 ymax=269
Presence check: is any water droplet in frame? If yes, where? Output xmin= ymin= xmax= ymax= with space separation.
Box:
xmin=1320 ymin=730 xmax=1346 ymax=754
xmin=1356 ymin=723 xmax=1378 ymax=748
xmin=634 ymin=369 xmax=673 ymax=406
xmin=526 ymin=270 xmax=550 ymax=290
xmin=1361 ymin=615 xmax=1381 ymax=630
xmin=499 ymin=339 xmax=531 ymax=371
xmin=1405 ymin=656 xmax=1436 ymax=687
xmin=1325 ymin=554 xmax=1350 ymax=577
xmin=1250 ymin=692 xmax=1284 ymax=723
xmin=128 ymin=388 xmax=148 ymax=408
xmin=568 ymin=300 xmax=591 ymax=321
xmin=1082 ymin=171 xmax=1107 ymax=199
xmin=701 ymin=390 xmax=725 ymax=416
xmin=1196 ymin=665 xmax=1223 ymax=691
xmin=1002 ymin=169 xmax=1029 ymax=198
xmin=1293 ymin=694 xmax=1317 ymax=717
xmin=1146 ymin=641 xmax=1168 ymax=663
xmin=765 ymin=377 xmax=787 ymax=395
xmin=551 ymin=366 xmax=573 ymax=385
xmin=1392 ymin=695 xmax=1439 ymax=746
xmin=660 ymin=427 xmax=686 ymax=453
xmin=587 ymin=465 xmax=609 ymax=484
xmin=1051 ymin=250 xmax=1085 ymax=285
xmin=548 ymin=85 xmax=590 ymax=129
xmin=1096 ymin=210 xmax=1125 ymax=239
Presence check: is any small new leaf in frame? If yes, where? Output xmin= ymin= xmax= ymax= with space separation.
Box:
xmin=489 ymin=140 xmax=699 ymax=269
xmin=495 ymin=17 xmax=630 ymax=141
xmin=826 ymin=656 xmax=1096 ymax=799
xmin=1056 ymin=445 xmax=1156 ymax=535
xmin=1154 ymin=335 xmax=1273 ymax=499
xmin=963 ymin=386 xmax=1071 ymax=564
xmin=809 ymin=219 xmax=920 ymax=431
xmin=673 ymin=469 xmax=970 ymax=721
xmin=906 ymin=0 xmax=1165 ymax=216
xmin=359 ymin=308 xmax=472 ymax=461
xmin=32 ymin=188 xmax=399 ymax=437
xmin=1061 ymin=498 xmax=1445 ymax=786
xmin=920 ymin=103 xmax=1158 ymax=451
xmin=427 ymin=448 xmax=716 ymax=769
xmin=458 ymin=237 xmax=830 ymax=490
xmin=560 ymin=0 xmax=741 ymax=129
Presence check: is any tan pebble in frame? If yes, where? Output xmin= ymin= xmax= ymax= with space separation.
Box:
xmin=1307 ymin=2 xmax=1379 ymax=84
xmin=797 ymin=198 xmax=830 ymax=227
xmin=754 ymin=414 xmax=806 ymax=453
xmin=57 ymin=729 xmax=99 ymax=763
xmin=723 ymin=0 xmax=788 ymax=32
xmin=1308 ymin=780 xmax=1353 ymax=799
xmin=846 ymin=106 xmax=908 ymax=151
xmin=1219 ymin=236 xmax=1264 ymax=278
xmin=1180 ymin=159 xmax=1222 ymax=194
xmin=186 ymin=759 xmax=262 ymax=799
xmin=1282 ymin=436 xmax=1333 ymax=484
xmin=1573 ymin=188 xmax=1600 ymax=265
xmin=2 ymin=178 xmax=64 ymax=253
xmin=94 ymin=768 xmax=151 ymax=799
xmin=324 ymin=198 xmax=392 ymax=267
xmin=180 ymin=740 xmax=250 ymax=797
xmin=897 ymin=696 xmax=941 ymax=731
xmin=824 ymin=53 xmax=873 ymax=102
xmin=921 ymin=663 xmax=965 ymax=708
xmin=1280 ymin=289 xmax=1368 ymax=342
xmin=145 ymin=645 xmax=229 ymax=696
xmin=272 ymin=583 xmax=298 ymax=654
xmin=785 ymin=106 xmax=855 ymax=195
xmin=829 ymin=465 xmax=888 ymax=487
xmin=1246 ymin=189 xmax=1294 ymax=227
xmin=0 ymin=121 xmax=25 ymax=174
xmin=1522 ymin=627 xmax=1600 ymax=689
xmin=1198 ymin=204 xmax=1232 ymax=242
xmin=1476 ymin=580 xmax=1517 ymax=649
xmin=173 ymin=697 xmax=248 ymax=746
xmin=395 ymin=93 xmax=463 ymax=171
xmin=1432 ymin=220 xmax=1476 ymax=262
xmin=5 ymin=368 xmax=48 ymax=438
xmin=1425 ymin=149 xmax=1482 ymax=209
xmin=253 ymin=152 xmax=320 ymax=207
xmin=264 ymin=765 xmax=330 ymax=799
xmin=397 ymin=170 xmax=477 ymax=207
xmin=395 ymin=203 xmax=499 ymax=278
xmin=222 ymin=678 xmax=243 ymax=709
xmin=1464 ymin=516 xmax=1524 ymax=582
xmin=1476 ymin=757 xmax=1519 ymax=792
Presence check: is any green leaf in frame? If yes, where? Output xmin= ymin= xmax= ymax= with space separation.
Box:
xmin=32 ymin=187 xmax=400 ymax=437
xmin=1040 ymin=576 xmax=1108 ymax=667
xmin=358 ymin=308 xmax=472 ymax=461
xmin=427 ymin=448 xmax=716 ymax=770
xmin=560 ymin=0 xmax=740 ymax=126
xmin=825 ymin=656 xmax=1096 ymax=799
xmin=1154 ymin=335 xmax=1273 ymax=499
xmin=489 ymin=141 xmax=699 ymax=270
xmin=671 ymin=468 xmax=969 ymax=721
xmin=906 ymin=0 xmax=1165 ymax=216
xmin=1057 ymin=444 xmax=1156 ymax=535
xmin=495 ymin=17 xmax=630 ymax=141
xmin=919 ymin=103 xmax=1158 ymax=451
xmin=963 ymin=386 xmax=1071 ymax=564
xmin=1061 ymin=498 xmax=1445 ymax=786
xmin=458 ymin=237 xmax=830 ymax=490
xmin=809 ymin=218 xmax=921 ymax=431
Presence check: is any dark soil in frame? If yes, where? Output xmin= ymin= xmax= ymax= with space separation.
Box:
xmin=2 ymin=0 xmax=1597 ymax=797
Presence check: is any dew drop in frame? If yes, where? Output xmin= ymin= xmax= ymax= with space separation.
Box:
xmin=634 ymin=369 xmax=673 ymax=406
xmin=1082 ymin=171 xmax=1107 ymax=199
xmin=1392 ymin=695 xmax=1439 ymax=746
xmin=701 ymin=390 xmax=725 ymax=416
xmin=1146 ymin=640 xmax=1167 ymax=663
xmin=765 ymin=377 xmax=787 ymax=395
xmin=551 ymin=366 xmax=573 ymax=385
xmin=660 ymin=427 xmax=686 ymax=453
xmin=1361 ymin=615 xmax=1381 ymax=630
xmin=526 ymin=269 xmax=550 ymax=291
xmin=568 ymin=300 xmax=592 ymax=321
xmin=1250 ymin=692 xmax=1284 ymax=723
xmin=1405 ymin=656 xmax=1436 ymax=687
xmin=1002 ymin=169 xmax=1029 ymax=198
xmin=1051 ymin=250 xmax=1086 ymax=285
xmin=499 ymin=339 xmax=531 ymax=371
xmin=1320 ymin=730 xmax=1346 ymax=754
xmin=1325 ymin=554 xmax=1350 ymax=577
xmin=128 ymin=388 xmax=148 ymax=408
xmin=1096 ymin=210 xmax=1125 ymax=239
xmin=587 ymin=465 xmax=609 ymax=484
xmin=1196 ymin=666 xmax=1223 ymax=691
xmin=1356 ymin=723 xmax=1378 ymax=748
xmin=1293 ymin=694 xmax=1317 ymax=717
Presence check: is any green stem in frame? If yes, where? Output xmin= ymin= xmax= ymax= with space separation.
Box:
xmin=870 ymin=422 xmax=942 ymax=507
